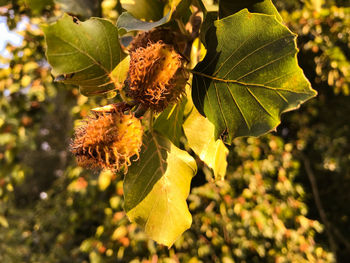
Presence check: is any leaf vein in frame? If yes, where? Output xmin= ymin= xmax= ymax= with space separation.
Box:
xmin=55 ymin=35 xmax=110 ymax=74
xmin=96 ymin=19 xmax=113 ymax=71
xmin=263 ymin=70 xmax=299 ymax=85
xmin=214 ymin=36 xmax=251 ymax=76
xmin=222 ymin=34 xmax=293 ymax=79
xmin=225 ymin=83 xmax=251 ymax=130
xmin=236 ymin=50 xmax=295 ymax=81
xmin=214 ymin=82 xmax=231 ymax=135
xmin=246 ymin=87 xmax=276 ymax=120
xmin=127 ymin=151 xmax=157 ymax=192
xmin=151 ymin=134 xmax=167 ymax=175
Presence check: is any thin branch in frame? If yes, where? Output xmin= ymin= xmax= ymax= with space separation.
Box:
xmin=331 ymin=225 xmax=350 ymax=252
xmin=301 ymin=153 xmax=338 ymax=256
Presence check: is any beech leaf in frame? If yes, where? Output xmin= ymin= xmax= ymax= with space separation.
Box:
xmin=120 ymin=0 xmax=164 ymax=22
xmin=117 ymin=0 xmax=185 ymax=33
xmin=55 ymin=0 xmax=100 ymax=18
xmin=43 ymin=14 xmax=125 ymax=96
xmin=192 ymin=9 xmax=317 ymax=143
xmin=117 ymin=11 xmax=171 ymax=33
xmin=183 ymin=105 xmax=228 ymax=180
xmin=219 ymin=0 xmax=282 ymax=21
xmin=124 ymin=132 xmax=196 ymax=247
xmin=154 ymin=98 xmax=187 ymax=147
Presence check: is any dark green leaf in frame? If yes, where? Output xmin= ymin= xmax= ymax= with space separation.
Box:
xmin=192 ymin=9 xmax=317 ymax=143
xmin=124 ymin=132 xmax=196 ymax=247
xmin=55 ymin=0 xmax=101 ymax=18
xmin=172 ymin=0 xmax=192 ymax=23
xmin=200 ymin=11 xmax=218 ymax=48
xmin=219 ymin=0 xmax=282 ymax=21
xmin=43 ymin=14 xmax=125 ymax=96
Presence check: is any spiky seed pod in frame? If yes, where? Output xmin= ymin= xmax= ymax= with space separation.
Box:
xmin=128 ymin=28 xmax=185 ymax=54
xmin=126 ymin=41 xmax=189 ymax=112
xmin=70 ymin=104 xmax=143 ymax=173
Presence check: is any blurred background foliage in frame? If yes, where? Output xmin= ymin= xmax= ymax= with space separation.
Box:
xmin=0 ymin=0 xmax=349 ymax=262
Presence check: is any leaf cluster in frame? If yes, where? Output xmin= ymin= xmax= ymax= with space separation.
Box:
xmin=38 ymin=0 xmax=319 ymax=246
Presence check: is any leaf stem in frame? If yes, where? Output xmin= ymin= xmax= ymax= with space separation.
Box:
xmin=134 ymin=104 xmax=148 ymax=118
xmin=188 ymin=69 xmax=233 ymax=83
xmin=176 ymin=19 xmax=189 ymax=37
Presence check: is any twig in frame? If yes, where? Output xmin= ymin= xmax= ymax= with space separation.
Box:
xmin=301 ymin=153 xmax=338 ymax=256
xmin=134 ymin=104 xmax=148 ymax=118
xmin=330 ymin=218 xmax=350 ymax=252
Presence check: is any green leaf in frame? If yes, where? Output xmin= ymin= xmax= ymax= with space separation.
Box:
xmin=183 ymin=101 xmax=228 ymax=180
xmin=117 ymin=11 xmax=171 ymax=33
xmin=219 ymin=0 xmax=282 ymax=21
xmin=25 ymin=0 xmax=53 ymax=15
xmin=124 ymin=132 xmax=196 ymax=247
xmin=171 ymin=0 xmax=192 ymax=23
xmin=154 ymin=98 xmax=187 ymax=147
xmin=165 ymin=0 xmax=183 ymax=12
xmin=200 ymin=11 xmax=218 ymax=48
xmin=120 ymin=0 xmax=164 ymax=21
xmin=43 ymin=14 xmax=125 ymax=96
xmin=192 ymin=9 xmax=317 ymax=143
xmin=117 ymin=0 xmax=186 ymax=33
xmin=55 ymin=0 xmax=101 ymax=18
xmin=109 ymin=56 xmax=130 ymax=90
xmin=198 ymin=0 xmax=218 ymax=12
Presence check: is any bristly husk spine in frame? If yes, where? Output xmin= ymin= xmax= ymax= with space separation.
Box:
xmin=128 ymin=27 xmax=186 ymax=54
xmin=70 ymin=103 xmax=143 ymax=173
xmin=126 ymin=41 xmax=188 ymax=112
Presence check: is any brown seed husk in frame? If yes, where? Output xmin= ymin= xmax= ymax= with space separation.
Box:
xmin=128 ymin=28 xmax=185 ymax=54
xmin=70 ymin=104 xmax=143 ymax=172
xmin=126 ymin=41 xmax=188 ymax=112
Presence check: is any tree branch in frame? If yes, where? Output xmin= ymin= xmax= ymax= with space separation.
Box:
xmin=300 ymin=153 xmax=338 ymax=256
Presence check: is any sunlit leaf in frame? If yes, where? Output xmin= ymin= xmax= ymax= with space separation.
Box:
xmin=117 ymin=0 xmax=186 ymax=33
xmin=43 ymin=14 xmax=125 ymax=96
xmin=219 ymin=0 xmax=282 ymax=21
xmin=120 ymin=0 xmax=164 ymax=21
xmin=110 ymin=56 xmax=130 ymax=90
xmin=192 ymin=9 xmax=316 ymax=143
xmin=124 ymin=132 xmax=196 ymax=247
xmin=154 ymin=98 xmax=187 ymax=147
xmin=183 ymin=105 xmax=228 ymax=180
